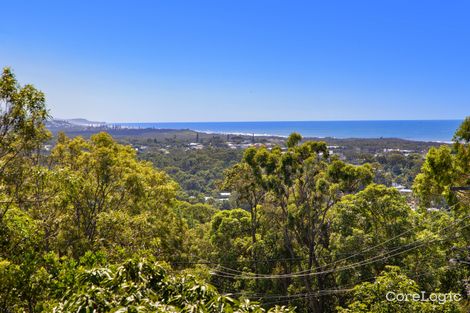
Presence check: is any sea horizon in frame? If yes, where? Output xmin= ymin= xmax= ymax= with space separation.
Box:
xmin=110 ymin=119 xmax=463 ymax=142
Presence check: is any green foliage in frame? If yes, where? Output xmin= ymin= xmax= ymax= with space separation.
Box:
xmin=338 ymin=266 xmax=462 ymax=313
xmin=210 ymin=209 xmax=252 ymax=262
xmin=454 ymin=116 xmax=470 ymax=143
xmin=411 ymin=119 xmax=470 ymax=298
xmin=330 ymin=185 xmax=415 ymax=285
xmin=176 ymin=201 xmax=217 ymax=228
xmin=410 ymin=118 xmax=470 ymax=310
xmin=0 ymin=67 xmax=50 ymax=153
xmin=0 ymin=67 xmax=50 ymax=220
xmin=217 ymin=138 xmax=376 ymax=312
xmin=1 ymin=68 xmax=469 ymax=313
xmin=413 ymin=116 xmax=470 ymax=210
xmin=286 ymin=132 xmax=302 ymax=148
xmin=413 ymin=145 xmax=457 ymax=207
xmin=374 ymin=152 xmax=423 ymax=187
xmin=47 ymin=132 xmax=183 ymax=260
xmin=53 ymin=258 xmax=293 ymax=313
xmin=141 ymin=146 xmax=242 ymax=200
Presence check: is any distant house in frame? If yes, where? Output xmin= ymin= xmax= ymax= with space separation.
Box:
xmin=398 ymin=188 xmax=412 ymax=194
xmin=214 ymin=192 xmax=231 ymax=202
xmin=188 ymin=142 xmax=204 ymax=150
xmin=204 ymin=193 xmax=231 ymax=203
xmin=132 ymin=145 xmax=148 ymax=152
xmin=226 ymin=142 xmax=237 ymax=149
xmin=392 ymin=183 xmax=405 ymax=189
xmin=392 ymin=183 xmax=413 ymax=195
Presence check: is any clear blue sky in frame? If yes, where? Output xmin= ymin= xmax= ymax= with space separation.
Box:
xmin=1 ymin=0 xmax=469 ymax=122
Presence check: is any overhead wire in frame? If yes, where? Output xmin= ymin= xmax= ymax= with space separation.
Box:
xmin=209 ymin=211 xmax=470 ymax=279
xmin=203 ymin=202 xmax=463 ymax=278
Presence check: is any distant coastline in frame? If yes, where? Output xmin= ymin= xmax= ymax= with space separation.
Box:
xmin=110 ymin=120 xmax=462 ymax=142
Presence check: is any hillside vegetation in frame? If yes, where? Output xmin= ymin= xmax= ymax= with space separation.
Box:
xmin=1 ymin=67 xmax=469 ymax=312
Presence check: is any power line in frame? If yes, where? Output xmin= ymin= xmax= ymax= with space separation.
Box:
xmin=201 ymin=202 xmax=463 ymax=278
xmin=174 ymin=208 xmax=465 ymax=280
xmin=237 ymin=266 xmax=454 ymax=307
xmin=209 ymin=213 xmax=470 ymax=279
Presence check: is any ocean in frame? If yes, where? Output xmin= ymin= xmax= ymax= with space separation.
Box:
xmin=112 ymin=120 xmax=463 ymax=142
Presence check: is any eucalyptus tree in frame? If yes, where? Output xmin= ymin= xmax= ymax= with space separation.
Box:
xmin=0 ymin=67 xmax=51 ymax=312
xmin=413 ymin=116 xmax=470 ymax=210
xmin=329 ymin=184 xmax=415 ymax=287
xmin=413 ymin=117 xmax=470 ymax=300
xmin=0 ymin=67 xmax=50 ymax=220
xmin=48 ymin=132 xmax=184 ymax=260
xmin=222 ymin=133 xmax=374 ymax=312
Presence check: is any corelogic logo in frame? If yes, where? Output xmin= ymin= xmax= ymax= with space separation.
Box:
xmin=386 ymin=291 xmax=462 ymax=304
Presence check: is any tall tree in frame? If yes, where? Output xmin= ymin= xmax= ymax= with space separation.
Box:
xmin=222 ymin=134 xmax=373 ymax=312
xmin=0 ymin=67 xmax=50 ymax=220
xmin=48 ymin=132 xmax=183 ymax=259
